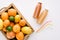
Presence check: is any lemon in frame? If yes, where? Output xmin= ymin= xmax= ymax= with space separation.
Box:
xmin=15 ymin=15 xmax=21 ymax=23
xmin=21 ymin=26 xmax=32 ymax=34
xmin=0 ymin=19 xmax=3 ymax=30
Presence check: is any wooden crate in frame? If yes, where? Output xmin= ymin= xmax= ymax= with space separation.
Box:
xmin=0 ymin=3 xmax=34 ymax=40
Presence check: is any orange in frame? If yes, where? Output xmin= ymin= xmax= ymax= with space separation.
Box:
xmin=1 ymin=12 xmax=8 ymax=20
xmin=19 ymin=19 xmax=26 ymax=26
xmin=10 ymin=22 xmax=14 ymax=27
xmin=3 ymin=20 xmax=10 ymax=28
xmin=8 ymin=8 xmax=17 ymax=16
xmin=16 ymin=32 xmax=24 ymax=40
xmin=13 ymin=24 xmax=20 ymax=33
xmin=6 ymin=31 xmax=15 ymax=39
xmin=3 ymin=27 xmax=6 ymax=32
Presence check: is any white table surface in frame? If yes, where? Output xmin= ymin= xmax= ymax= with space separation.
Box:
xmin=0 ymin=0 xmax=60 ymax=40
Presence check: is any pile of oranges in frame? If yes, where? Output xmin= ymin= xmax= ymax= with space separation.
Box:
xmin=0 ymin=8 xmax=33 ymax=40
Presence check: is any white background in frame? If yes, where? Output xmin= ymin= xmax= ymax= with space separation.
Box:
xmin=0 ymin=0 xmax=60 ymax=40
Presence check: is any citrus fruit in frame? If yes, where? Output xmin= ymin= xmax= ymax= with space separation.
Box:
xmin=9 ymin=16 xmax=15 ymax=21
xmin=1 ymin=12 xmax=8 ymax=20
xmin=8 ymin=8 xmax=17 ymax=16
xmin=6 ymin=26 xmax=12 ymax=32
xmin=3 ymin=20 xmax=10 ymax=27
xmin=19 ymin=19 xmax=26 ymax=26
xmin=3 ymin=27 xmax=6 ymax=32
xmin=10 ymin=22 xmax=14 ymax=27
xmin=21 ymin=27 xmax=32 ymax=34
xmin=0 ymin=19 xmax=3 ymax=30
xmin=15 ymin=15 xmax=21 ymax=23
xmin=6 ymin=31 xmax=15 ymax=39
xmin=13 ymin=24 xmax=20 ymax=33
xmin=16 ymin=32 xmax=24 ymax=40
